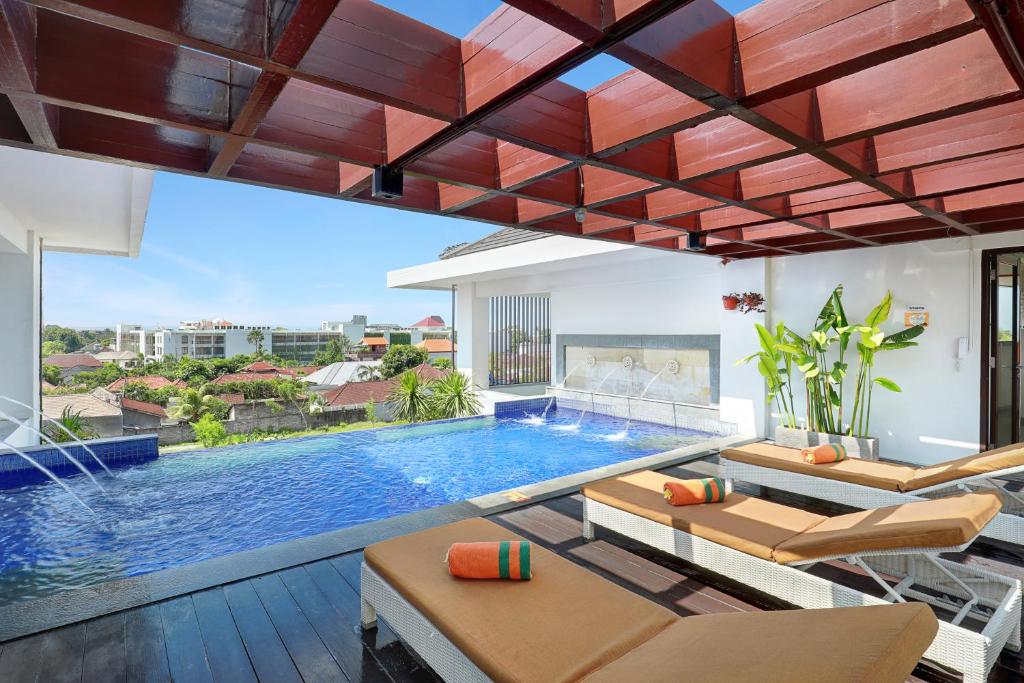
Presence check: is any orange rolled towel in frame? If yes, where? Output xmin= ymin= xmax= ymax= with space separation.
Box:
xmin=663 ymin=477 xmax=731 ymax=506
xmin=802 ymin=443 xmax=847 ymax=464
xmin=446 ymin=541 xmax=532 ymax=580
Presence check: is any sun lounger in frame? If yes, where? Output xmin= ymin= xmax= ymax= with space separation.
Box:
xmin=721 ymin=441 xmax=1024 ymax=545
xmin=580 ymin=471 xmax=1022 ymax=683
xmin=360 ymin=516 xmax=939 ymax=683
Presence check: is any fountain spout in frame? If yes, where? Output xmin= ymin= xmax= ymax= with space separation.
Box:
xmin=0 ymin=408 xmax=105 ymax=493
xmin=0 ymin=396 xmax=113 ymax=476
xmin=0 ymin=436 xmax=94 ymax=513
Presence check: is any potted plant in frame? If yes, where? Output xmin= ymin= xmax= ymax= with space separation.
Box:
xmin=722 ymin=293 xmax=740 ymax=310
xmin=739 ymin=291 xmax=766 ymax=314
xmin=738 ymin=285 xmax=925 ymax=459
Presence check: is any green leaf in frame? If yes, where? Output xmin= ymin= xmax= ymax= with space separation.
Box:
xmin=775 ymin=343 xmax=804 ymax=355
xmin=874 ymin=377 xmax=902 ymax=392
xmin=797 ymin=359 xmax=816 ymax=373
xmin=828 ymin=385 xmax=841 ymax=406
xmin=811 ymin=330 xmax=828 ymax=346
xmin=883 ymin=324 xmax=926 ymax=344
xmin=865 ymin=290 xmax=893 ymax=327
xmin=755 ymin=324 xmax=778 ymax=360
xmin=878 ymin=341 xmax=918 ymax=351
xmin=804 ymin=367 xmax=820 ymax=379
xmin=736 ymin=352 xmax=760 ymax=366
xmin=784 ymin=327 xmax=808 ymax=345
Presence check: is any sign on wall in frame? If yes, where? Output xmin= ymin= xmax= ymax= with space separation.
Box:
xmin=904 ymin=305 xmax=929 ymax=327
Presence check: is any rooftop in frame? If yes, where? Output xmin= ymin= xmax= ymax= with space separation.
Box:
xmin=40 ymin=393 xmax=120 ymax=419
xmin=409 ymin=315 xmax=446 ymax=327
xmin=106 ymin=376 xmax=184 ymax=392
xmin=119 ymin=398 xmax=167 ymax=418
xmin=43 ymin=354 xmax=102 ymax=369
xmin=416 ymin=338 xmax=457 ymax=353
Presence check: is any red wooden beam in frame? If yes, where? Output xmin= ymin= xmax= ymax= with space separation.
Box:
xmin=0 ymin=0 xmax=57 ymax=147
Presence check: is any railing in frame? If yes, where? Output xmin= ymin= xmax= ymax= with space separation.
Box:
xmin=489 ymin=295 xmax=550 ymax=386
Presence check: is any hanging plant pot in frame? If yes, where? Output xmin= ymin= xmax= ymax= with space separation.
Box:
xmin=774 ymin=426 xmax=879 ymax=461
xmin=722 ymin=294 xmax=740 ymax=310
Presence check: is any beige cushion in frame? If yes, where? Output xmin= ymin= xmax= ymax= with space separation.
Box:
xmin=905 ymin=442 xmax=1024 ymax=490
xmin=773 ymin=491 xmax=1003 ymax=564
xmin=363 ymin=517 xmax=677 ymax=683
xmin=722 ymin=442 xmax=916 ymax=491
xmin=581 ymin=470 xmax=825 ymax=560
xmin=583 ymin=603 xmax=938 ymax=683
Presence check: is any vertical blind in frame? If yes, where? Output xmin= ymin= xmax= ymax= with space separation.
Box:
xmin=488 ymin=295 xmax=550 ymax=386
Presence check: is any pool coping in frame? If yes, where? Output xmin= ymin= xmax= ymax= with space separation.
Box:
xmin=0 ymin=433 xmax=757 ymax=642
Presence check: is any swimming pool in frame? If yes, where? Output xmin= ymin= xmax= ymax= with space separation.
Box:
xmin=0 ymin=409 xmax=711 ymax=604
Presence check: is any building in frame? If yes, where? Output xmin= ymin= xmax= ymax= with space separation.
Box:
xmin=415 ymin=338 xmax=457 ymax=362
xmin=119 ymin=398 xmax=167 ymax=429
xmin=320 ymin=315 xmax=367 ymax=342
xmin=43 ymin=353 xmax=103 ymax=383
xmin=106 ymin=376 xmax=185 ymax=393
xmin=41 ymin=393 xmax=123 ymax=438
xmin=93 ymin=350 xmax=141 ymax=369
xmin=358 ymin=336 xmax=389 ymax=356
xmin=301 ymin=361 xmax=383 ymax=388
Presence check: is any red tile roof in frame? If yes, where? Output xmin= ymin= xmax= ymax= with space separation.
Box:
xmin=415 ymin=339 xmax=457 ymax=353
xmin=45 ymin=353 xmax=102 ymax=369
xmin=218 ymin=393 xmax=246 ymax=405
xmin=359 ymin=337 xmax=388 ymax=346
xmin=211 ymin=372 xmax=284 ymax=384
xmin=410 ymin=315 xmax=446 ymax=328
xmin=320 ymin=364 xmax=446 ymax=406
xmin=120 ymin=398 xmax=167 ymax=418
xmin=242 ymin=361 xmax=279 ymax=373
xmin=107 ymin=376 xmax=185 ymax=392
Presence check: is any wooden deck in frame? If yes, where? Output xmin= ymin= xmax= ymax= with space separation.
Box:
xmin=1 ymin=458 xmax=1023 ymax=682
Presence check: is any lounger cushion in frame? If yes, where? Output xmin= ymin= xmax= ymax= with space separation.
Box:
xmin=722 ymin=442 xmax=917 ymax=491
xmin=582 ymin=603 xmax=938 ymax=683
xmin=904 ymin=443 xmax=1024 ymax=491
xmin=582 ymin=471 xmax=826 ymax=560
xmin=363 ymin=517 xmax=677 ymax=683
xmin=772 ymin=491 xmax=1003 ymax=564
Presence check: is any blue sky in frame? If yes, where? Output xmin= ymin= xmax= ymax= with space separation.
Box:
xmin=44 ymin=0 xmax=759 ymax=330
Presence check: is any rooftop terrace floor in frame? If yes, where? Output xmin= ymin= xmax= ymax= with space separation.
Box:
xmin=1 ymin=454 xmax=1022 ymax=682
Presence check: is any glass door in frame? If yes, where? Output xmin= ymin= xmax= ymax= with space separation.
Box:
xmin=988 ymin=253 xmax=1023 ymax=447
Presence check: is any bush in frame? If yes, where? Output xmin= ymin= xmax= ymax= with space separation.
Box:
xmin=193 ymin=414 xmax=226 ymax=447
xmin=431 ymin=357 xmax=452 ymax=370
xmin=365 ymin=398 xmax=377 ymax=422
xmin=380 ymin=344 xmax=428 ymax=378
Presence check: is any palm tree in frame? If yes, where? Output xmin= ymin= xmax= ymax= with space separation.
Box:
xmin=169 ymin=388 xmax=224 ymax=423
xmin=246 ymin=329 xmax=265 ymax=355
xmin=387 ymin=370 xmax=433 ymax=422
xmin=430 ymin=371 xmax=482 ymax=419
xmin=356 ymin=364 xmax=382 ymax=382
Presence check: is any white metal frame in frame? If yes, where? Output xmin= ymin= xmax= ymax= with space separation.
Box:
xmin=721 ymin=458 xmax=1024 ymax=546
xmin=582 ymin=497 xmax=1022 ymax=683
xmin=360 ymin=563 xmax=492 ymax=683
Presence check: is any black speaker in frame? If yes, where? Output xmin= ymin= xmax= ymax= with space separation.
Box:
xmin=372 ymin=165 xmax=404 ymax=200
xmin=686 ymin=231 xmax=707 ymax=251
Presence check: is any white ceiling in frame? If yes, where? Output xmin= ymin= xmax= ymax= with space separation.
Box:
xmin=0 ymin=147 xmax=153 ymax=257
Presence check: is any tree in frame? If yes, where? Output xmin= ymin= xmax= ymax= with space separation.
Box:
xmin=387 ymin=370 xmax=433 ymax=422
xmin=169 ymin=388 xmax=227 ymax=423
xmin=380 ymin=344 xmax=428 ymax=378
xmin=193 ymin=414 xmax=226 ymax=447
xmin=43 ymin=325 xmax=83 ymax=352
xmin=312 ymin=336 xmax=351 ymax=365
xmin=247 ymin=329 xmax=265 ymax=355
xmin=275 ymin=379 xmax=309 ymax=429
xmin=42 ymin=340 xmax=67 ymax=357
xmin=73 ymin=362 xmax=125 ymax=390
xmin=431 ymin=357 xmax=452 ymax=370
xmin=430 ymin=370 xmax=482 ymax=419
xmin=42 ymin=364 xmax=62 ymax=386
xmin=356 ymin=364 xmax=383 ymax=382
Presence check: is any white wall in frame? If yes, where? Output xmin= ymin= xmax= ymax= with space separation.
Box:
xmin=0 ymin=234 xmax=41 ymax=445
xmin=767 ymin=234 xmax=1024 ymax=464
xmin=719 ymin=259 xmax=768 ymax=437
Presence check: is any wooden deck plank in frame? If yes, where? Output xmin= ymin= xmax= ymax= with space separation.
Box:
xmin=38 ymin=623 xmax=86 ymax=683
xmin=221 ymin=581 xmax=303 ymax=683
xmin=250 ymin=573 xmax=348 ymax=682
xmin=278 ymin=566 xmax=391 ymax=683
xmin=0 ymin=632 xmax=45 ymax=681
xmin=125 ymin=604 xmax=171 ymax=683
xmin=83 ymin=611 xmax=126 ymax=682
xmin=191 ymin=588 xmax=257 ymax=683
xmin=159 ymin=596 xmax=213 ymax=683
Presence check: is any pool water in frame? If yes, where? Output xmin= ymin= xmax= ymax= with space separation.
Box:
xmin=0 ymin=410 xmax=710 ymax=603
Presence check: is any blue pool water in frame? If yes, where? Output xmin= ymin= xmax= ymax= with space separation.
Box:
xmin=0 ymin=410 xmax=710 ymax=603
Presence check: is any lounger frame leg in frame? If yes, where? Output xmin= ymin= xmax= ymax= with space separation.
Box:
xmin=361 ymin=596 xmax=377 ymax=630
xmin=582 ymin=506 xmax=596 ymax=541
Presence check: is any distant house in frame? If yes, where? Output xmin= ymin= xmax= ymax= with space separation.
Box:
xmin=106 ymin=376 xmax=185 ymax=393
xmin=211 ymin=372 xmax=283 ymax=385
xmin=317 ymin=363 xmax=445 ymax=419
xmin=409 ymin=315 xmax=446 ymax=330
xmin=358 ymin=336 xmax=389 ymax=357
xmin=415 ymin=338 xmax=457 ymax=361
xmin=42 ymin=393 xmax=122 ymax=437
xmin=94 ymin=350 xmax=141 ymax=369
xmin=239 ymin=361 xmax=319 ymax=378
xmin=120 ymin=398 xmax=166 ymax=428
xmin=44 ymin=353 xmax=102 ymax=382
xmin=241 ymin=360 xmax=279 ymax=374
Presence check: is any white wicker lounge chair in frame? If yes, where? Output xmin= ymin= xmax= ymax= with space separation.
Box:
xmin=580 ymin=471 xmax=1022 ymax=683
xmin=720 ymin=441 xmax=1024 ymax=546
xmin=360 ymin=516 xmax=940 ymax=683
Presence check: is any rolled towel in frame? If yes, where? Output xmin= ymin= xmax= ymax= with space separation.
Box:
xmin=447 ymin=541 xmax=532 ymax=580
xmin=663 ymin=477 xmax=731 ymax=506
xmin=802 ymin=443 xmax=847 ymax=464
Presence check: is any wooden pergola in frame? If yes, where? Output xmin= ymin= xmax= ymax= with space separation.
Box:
xmin=2 ymin=0 xmax=1024 ymax=259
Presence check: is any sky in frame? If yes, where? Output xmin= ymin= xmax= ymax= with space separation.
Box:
xmin=43 ymin=0 xmax=759 ymax=331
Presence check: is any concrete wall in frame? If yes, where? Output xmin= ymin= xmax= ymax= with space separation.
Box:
xmin=82 ymin=413 xmax=125 ymax=439
xmin=0 ymin=234 xmax=40 ymax=445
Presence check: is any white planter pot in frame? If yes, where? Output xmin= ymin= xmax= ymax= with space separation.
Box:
xmin=774 ymin=426 xmax=879 ymax=461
